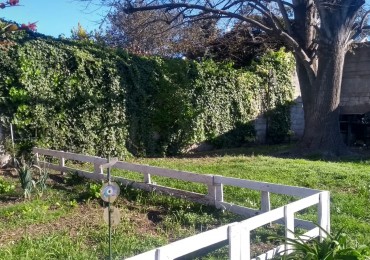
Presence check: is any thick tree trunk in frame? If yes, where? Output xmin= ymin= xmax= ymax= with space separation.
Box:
xmin=297 ymin=44 xmax=348 ymax=156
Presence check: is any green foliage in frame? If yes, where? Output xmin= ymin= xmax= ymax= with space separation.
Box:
xmin=32 ymin=165 xmax=49 ymax=197
xmin=275 ymin=227 xmax=370 ymax=260
xmin=267 ymin=104 xmax=293 ymax=144
xmin=83 ymin=181 xmax=103 ymax=201
xmin=252 ymin=49 xmax=295 ymax=144
xmin=15 ymin=161 xmax=34 ymax=199
xmin=15 ymin=160 xmax=50 ymax=199
xmin=0 ymin=28 xmax=294 ymax=156
xmin=0 ymin=176 xmax=15 ymax=194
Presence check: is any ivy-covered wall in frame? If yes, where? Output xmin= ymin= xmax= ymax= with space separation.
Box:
xmin=0 ymin=28 xmax=295 ymax=157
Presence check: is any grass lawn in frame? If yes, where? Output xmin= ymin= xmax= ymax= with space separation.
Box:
xmin=0 ymin=145 xmax=369 ymax=259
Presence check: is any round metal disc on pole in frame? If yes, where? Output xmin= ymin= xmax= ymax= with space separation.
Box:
xmin=100 ymin=182 xmax=120 ymax=203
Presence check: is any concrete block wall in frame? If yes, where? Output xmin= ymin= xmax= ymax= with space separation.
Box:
xmin=340 ymin=45 xmax=370 ymax=114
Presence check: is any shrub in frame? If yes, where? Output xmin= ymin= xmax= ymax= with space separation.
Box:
xmin=0 ymin=26 xmax=294 ymax=156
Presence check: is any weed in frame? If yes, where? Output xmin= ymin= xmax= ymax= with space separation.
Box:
xmin=15 ymin=160 xmax=50 ymax=199
xmin=79 ymin=181 xmax=103 ymax=201
xmin=33 ymin=164 xmax=49 ymax=197
xmin=0 ymin=176 xmax=15 ymax=194
xmin=15 ymin=162 xmax=35 ymax=199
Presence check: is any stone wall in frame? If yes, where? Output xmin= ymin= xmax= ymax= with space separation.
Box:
xmin=340 ymin=45 xmax=370 ymax=115
xmin=286 ymin=44 xmax=370 ymax=142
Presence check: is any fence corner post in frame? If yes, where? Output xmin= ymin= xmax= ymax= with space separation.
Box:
xmin=284 ymin=205 xmax=295 ymax=254
xmin=228 ymin=224 xmax=241 ymax=260
xmin=318 ymin=191 xmax=330 ymax=241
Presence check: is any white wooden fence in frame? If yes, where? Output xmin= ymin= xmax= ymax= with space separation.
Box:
xmin=33 ymin=147 xmax=330 ymax=260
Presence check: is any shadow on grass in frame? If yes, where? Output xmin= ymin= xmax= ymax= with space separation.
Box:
xmin=180 ymin=143 xmax=370 ymax=163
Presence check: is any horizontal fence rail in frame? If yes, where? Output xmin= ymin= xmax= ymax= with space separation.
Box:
xmin=33 ymin=147 xmax=330 ymax=260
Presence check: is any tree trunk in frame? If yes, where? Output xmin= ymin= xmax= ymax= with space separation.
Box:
xmin=297 ymin=44 xmax=349 ymax=156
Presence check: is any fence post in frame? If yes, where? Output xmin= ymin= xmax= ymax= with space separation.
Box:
xmin=240 ymin=226 xmax=251 ymax=260
xmin=208 ymin=177 xmax=224 ymax=206
xmin=229 ymin=224 xmax=241 ymax=260
xmin=34 ymin=152 xmax=39 ymax=164
xmin=318 ymin=191 xmax=330 ymax=241
xmin=94 ymin=163 xmax=103 ymax=175
xmin=284 ymin=205 xmax=294 ymax=255
xmin=59 ymin=157 xmax=65 ymax=175
xmin=143 ymin=172 xmax=151 ymax=184
xmin=261 ymin=191 xmax=271 ymax=212
xmin=155 ymin=248 xmax=170 ymax=260
xmin=215 ymin=183 xmax=224 ymax=203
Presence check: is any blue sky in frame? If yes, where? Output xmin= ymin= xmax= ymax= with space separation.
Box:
xmin=0 ymin=0 xmax=108 ymax=37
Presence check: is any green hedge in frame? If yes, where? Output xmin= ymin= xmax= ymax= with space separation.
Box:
xmin=0 ymin=27 xmax=294 ymax=157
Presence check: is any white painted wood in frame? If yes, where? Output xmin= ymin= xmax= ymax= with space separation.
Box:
xmin=229 ymin=224 xmax=242 ymax=260
xmin=252 ymin=228 xmax=320 ymax=260
xmin=216 ymin=201 xmax=316 ymax=230
xmin=240 ymin=227 xmax=251 ymax=260
xmin=94 ymin=163 xmax=103 ymax=175
xmin=126 ymin=249 xmax=157 ymax=260
xmin=207 ymin=184 xmax=216 ymax=204
xmin=155 ymin=248 xmax=171 ymax=260
xmin=33 ymin=148 xmax=107 ymax=164
xmin=241 ymin=207 xmax=285 ymax=230
xmin=318 ymin=191 xmax=330 ymax=240
xmin=252 ymin=244 xmax=285 ymax=260
xmin=299 ymin=227 xmax=320 ymax=241
xmin=214 ymin=176 xmax=319 ymax=197
xmin=261 ymin=191 xmax=271 ymax=212
xmin=112 ymin=176 xmax=213 ymax=205
xmin=100 ymin=157 xmax=118 ymax=169
xmin=289 ymin=218 xmax=316 ymax=230
xmin=38 ymin=162 xmax=105 ymax=180
xmin=152 ymin=224 xmax=231 ymax=259
xmin=287 ymin=193 xmax=320 ymax=212
xmin=215 ymin=183 xmax=224 ymax=202
xmin=216 ymin=201 xmax=259 ymax=217
xmin=113 ymin=161 xmax=213 ymax=185
xmin=284 ymin=205 xmax=295 ymax=254
xmin=143 ymin=173 xmax=151 ymax=184
xmin=59 ymin=157 xmax=65 ymax=175
xmin=35 ymin=148 xmax=329 ymax=260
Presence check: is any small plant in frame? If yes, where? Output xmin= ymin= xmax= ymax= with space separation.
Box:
xmin=84 ymin=182 xmax=103 ymax=201
xmin=33 ymin=164 xmax=49 ymax=197
xmin=15 ymin=160 xmax=49 ymax=199
xmin=0 ymin=176 xmax=15 ymax=194
xmin=15 ymin=161 xmax=35 ymax=199
xmin=274 ymin=226 xmax=370 ymax=260
xmin=69 ymin=199 xmax=78 ymax=207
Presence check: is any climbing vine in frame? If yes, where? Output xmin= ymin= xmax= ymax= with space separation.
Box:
xmin=0 ymin=26 xmax=295 ymax=157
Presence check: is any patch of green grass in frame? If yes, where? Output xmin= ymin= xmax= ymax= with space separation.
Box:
xmin=0 ymin=191 xmax=74 ymax=231
xmin=2 ymin=146 xmax=369 ymax=258
xmin=126 ymin=153 xmax=370 ymax=245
